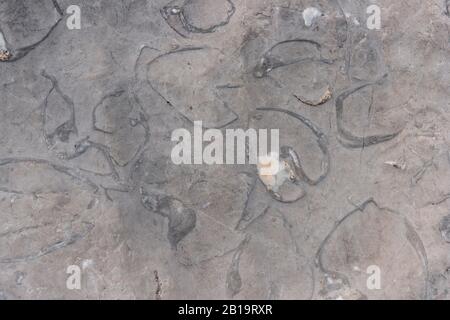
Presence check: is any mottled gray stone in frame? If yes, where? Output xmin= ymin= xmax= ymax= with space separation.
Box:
xmin=0 ymin=0 xmax=449 ymax=300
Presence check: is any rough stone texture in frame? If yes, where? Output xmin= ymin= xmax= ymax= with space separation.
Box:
xmin=0 ymin=0 xmax=449 ymax=300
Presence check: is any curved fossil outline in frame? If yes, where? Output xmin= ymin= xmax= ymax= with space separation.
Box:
xmin=315 ymin=198 xmax=430 ymax=300
xmin=335 ymin=74 xmax=403 ymax=148
xmin=253 ymin=39 xmax=336 ymax=110
xmin=91 ymin=88 xmax=151 ymax=168
xmin=136 ymin=46 xmax=238 ymax=129
xmin=244 ymin=107 xmax=330 ymax=204
xmin=0 ymin=0 xmax=63 ymax=63
xmin=92 ymin=90 xmax=128 ymax=135
xmin=40 ymin=72 xmax=119 ymax=181
xmin=140 ymin=186 xmax=196 ymax=249
xmin=253 ymin=39 xmax=335 ymax=79
xmin=254 ymin=35 xmax=400 ymax=149
xmin=0 ymin=221 xmax=94 ymax=264
xmin=39 ymin=70 xmax=149 ymax=191
xmin=161 ymin=0 xmax=236 ymax=37
xmin=0 ymin=157 xmax=99 ymax=193
xmin=294 ymin=86 xmax=333 ymax=107
xmin=73 ymin=138 xmax=122 ymax=181
xmin=226 ymin=234 xmax=251 ymax=297
xmin=256 ymin=107 xmax=330 ymax=187
xmin=41 ymin=70 xmax=78 ymax=147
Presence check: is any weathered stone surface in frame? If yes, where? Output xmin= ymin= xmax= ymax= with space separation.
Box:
xmin=0 ymin=0 xmax=449 ymax=300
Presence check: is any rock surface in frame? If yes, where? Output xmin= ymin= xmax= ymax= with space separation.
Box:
xmin=0 ymin=0 xmax=449 ymax=299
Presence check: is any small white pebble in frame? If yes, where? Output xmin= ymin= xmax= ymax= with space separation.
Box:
xmin=82 ymin=259 xmax=94 ymax=269
xmin=303 ymin=7 xmax=322 ymax=27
